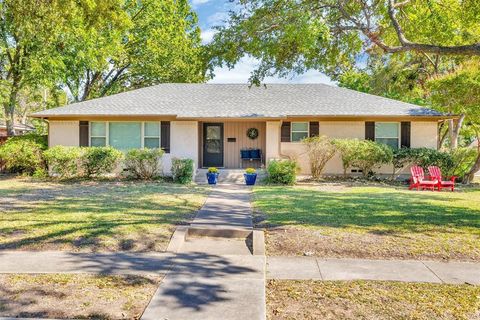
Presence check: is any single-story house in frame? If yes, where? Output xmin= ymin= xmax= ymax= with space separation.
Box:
xmin=0 ymin=121 xmax=34 ymax=137
xmin=31 ymin=84 xmax=454 ymax=175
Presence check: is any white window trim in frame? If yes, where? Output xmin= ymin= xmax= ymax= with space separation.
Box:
xmin=290 ymin=122 xmax=309 ymax=142
xmin=89 ymin=121 xmax=161 ymax=149
xmin=375 ymin=122 xmax=400 ymax=148
xmin=143 ymin=121 xmax=161 ymax=149
xmin=89 ymin=121 xmax=108 ymax=147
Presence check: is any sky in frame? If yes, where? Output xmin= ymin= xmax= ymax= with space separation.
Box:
xmin=190 ymin=0 xmax=334 ymax=85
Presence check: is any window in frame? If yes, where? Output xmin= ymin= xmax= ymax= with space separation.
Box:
xmin=109 ymin=122 xmax=142 ymax=150
xmin=144 ymin=122 xmax=160 ymax=148
xmin=89 ymin=121 xmax=162 ymax=150
xmin=375 ymin=122 xmax=399 ymax=149
xmin=90 ymin=122 xmax=106 ymax=146
xmin=291 ymin=122 xmax=309 ymax=142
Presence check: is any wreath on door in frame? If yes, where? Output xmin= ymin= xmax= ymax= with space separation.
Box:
xmin=246 ymin=127 xmax=259 ymax=140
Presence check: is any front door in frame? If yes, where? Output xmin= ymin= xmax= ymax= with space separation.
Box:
xmin=203 ymin=123 xmax=224 ymax=167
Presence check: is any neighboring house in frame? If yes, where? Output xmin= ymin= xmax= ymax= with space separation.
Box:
xmin=0 ymin=121 xmax=35 ymax=137
xmin=0 ymin=121 xmax=35 ymax=145
xmin=31 ymin=84 xmax=454 ymax=175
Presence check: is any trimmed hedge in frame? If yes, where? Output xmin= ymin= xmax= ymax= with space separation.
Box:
xmin=44 ymin=146 xmax=83 ymax=179
xmin=81 ymin=147 xmax=123 ymax=178
xmin=334 ymin=139 xmax=393 ymax=177
xmin=171 ymin=158 xmax=194 ymax=184
xmin=0 ymin=134 xmax=47 ymax=175
xmin=125 ymin=148 xmax=164 ymax=180
xmin=267 ymin=159 xmax=298 ymax=185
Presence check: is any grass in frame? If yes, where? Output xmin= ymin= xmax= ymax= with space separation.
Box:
xmin=267 ymin=280 xmax=480 ymax=320
xmin=0 ymin=273 xmax=161 ymax=319
xmin=0 ymin=176 xmax=207 ymax=252
xmin=253 ymin=183 xmax=480 ymax=260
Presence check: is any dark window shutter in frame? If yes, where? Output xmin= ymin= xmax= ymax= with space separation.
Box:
xmin=161 ymin=121 xmax=170 ymax=153
xmin=401 ymin=121 xmax=411 ymax=148
xmin=309 ymin=121 xmax=319 ymax=137
xmin=365 ymin=121 xmax=375 ymax=141
xmin=281 ymin=122 xmax=291 ymax=142
xmin=79 ymin=121 xmax=89 ymax=147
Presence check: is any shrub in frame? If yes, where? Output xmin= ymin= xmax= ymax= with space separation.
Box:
xmin=303 ymin=136 xmax=336 ymax=180
xmin=0 ymin=135 xmax=46 ymax=174
xmin=352 ymin=140 xmax=393 ymax=177
xmin=81 ymin=146 xmax=123 ymax=177
xmin=392 ymin=148 xmax=455 ymax=179
xmin=415 ymin=148 xmax=454 ymax=174
xmin=332 ymin=139 xmax=359 ymax=176
xmin=267 ymin=159 xmax=298 ymax=185
xmin=171 ymin=158 xmax=194 ymax=184
xmin=125 ymin=148 xmax=164 ymax=180
xmin=44 ymin=146 xmax=83 ymax=179
xmin=334 ymin=139 xmax=392 ymax=177
xmin=245 ymin=167 xmax=256 ymax=174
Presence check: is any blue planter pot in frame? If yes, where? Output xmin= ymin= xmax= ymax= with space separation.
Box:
xmin=244 ymin=173 xmax=257 ymax=185
xmin=206 ymin=172 xmax=219 ymax=185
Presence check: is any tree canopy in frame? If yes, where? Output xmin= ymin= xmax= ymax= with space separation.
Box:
xmin=65 ymin=0 xmax=206 ymax=102
xmin=210 ymin=0 xmax=480 ymax=83
xmin=0 ymin=0 xmax=206 ymax=135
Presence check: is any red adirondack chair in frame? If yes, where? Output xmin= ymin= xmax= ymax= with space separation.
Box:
xmin=409 ymin=165 xmax=437 ymax=191
xmin=428 ymin=166 xmax=457 ymax=191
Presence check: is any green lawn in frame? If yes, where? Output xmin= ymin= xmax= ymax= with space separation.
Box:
xmin=0 ymin=274 xmax=161 ymax=319
xmin=267 ymin=280 xmax=480 ymax=320
xmin=0 ymin=176 xmax=207 ymax=252
xmin=253 ymin=183 xmax=480 ymax=260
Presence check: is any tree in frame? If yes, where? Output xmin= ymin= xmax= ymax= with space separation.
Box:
xmin=0 ymin=0 xmax=128 ymax=135
xmin=427 ymin=60 xmax=480 ymax=183
xmin=303 ymin=136 xmax=336 ymax=180
xmin=64 ymin=0 xmax=206 ymax=102
xmin=211 ymin=0 xmax=480 ymax=83
xmin=337 ymin=53 xmax=467 ymax=148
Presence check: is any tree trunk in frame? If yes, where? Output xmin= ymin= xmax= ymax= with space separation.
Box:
xmin=464 ymin=153 xmax=480 ymax=184
xmin=438 ymin=121 xmax=448 ymax=149
xmin=3 ymin=82 xmax=21 ymax=136
xmin=464 ymin=134 xmax=480 ymax=184
xmin=448 ymin=114 xmax=465 ymax=150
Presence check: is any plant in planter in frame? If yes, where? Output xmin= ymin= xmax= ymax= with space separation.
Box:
xmin=244 ymin=167 xmax=257 ymax=185
xmin=206 ymin=167 xmax=220 ymax=184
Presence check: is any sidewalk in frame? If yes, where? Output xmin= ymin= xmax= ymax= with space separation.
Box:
xmin=267 ymin=256 xmax=480 ymax=285
xmin=1 ymin=252 xmax=478 ymax=285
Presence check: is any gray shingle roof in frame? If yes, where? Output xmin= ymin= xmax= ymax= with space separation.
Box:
xmin=32 ymin=83 xmax=445 ymax=118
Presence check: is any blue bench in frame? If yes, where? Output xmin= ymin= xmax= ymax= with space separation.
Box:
xmin=240 ymin=149 xmax=262 ymax=168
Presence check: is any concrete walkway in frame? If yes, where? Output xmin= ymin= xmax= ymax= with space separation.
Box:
xmin=141 ymin=184 xmax=266 ymax=320
xmin=0 ymin=251 xmax=174 ymax=275
xmin=190 ymin=184 xmax=253 ymax=231
xmin=267 ymin=256 xmax=480 ymax=285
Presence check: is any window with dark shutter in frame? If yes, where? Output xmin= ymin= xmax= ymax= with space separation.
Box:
xmin=401 ymin=122 xmax=411 ymax=148
xmin=161 ymin=121 xmax=170 ymax=153
xmin=281 ymin=122 xmax=291 ymax=142
xmin=309 ymin=122 xmax=319 ymax=137
xmin=79 ymin=121 xmax=89 ymax=147
xmin=365 ymin=121 xmax=375 ymax=141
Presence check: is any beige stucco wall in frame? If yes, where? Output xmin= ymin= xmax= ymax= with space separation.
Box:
xmin=411 ymin=121 xmax=438 ymax=148
xmin=49 ymin=121 xmax=79 ymax=147
xmin=165 ymin=121 xmax=199 ymax=174
xmin=276 ymin=120 xmax=439 ymax=175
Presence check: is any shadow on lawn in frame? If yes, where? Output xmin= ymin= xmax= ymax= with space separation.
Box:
xmin=254 ymin=187 xmax=480 ymax=233
xmin=0 ymin=181 xmax=205 ymax=251
xmin=0 ymin=273 xmax=158 ymax=319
